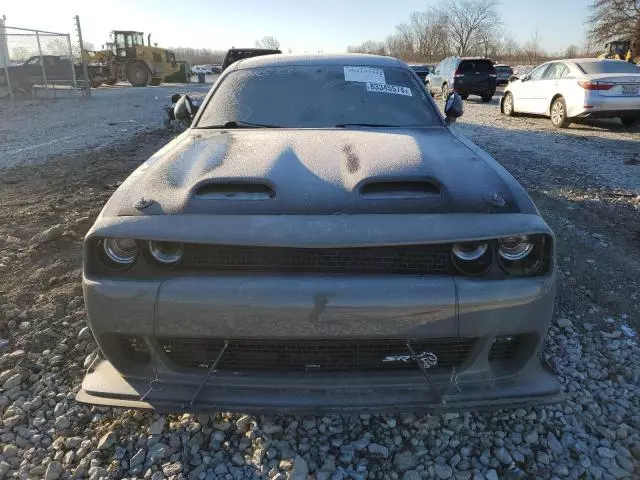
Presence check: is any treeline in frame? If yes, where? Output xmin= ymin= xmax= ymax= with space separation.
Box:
xmin=347 ymin=0 xmax=594 ymax=65
xmin=171 ymin=47 xmax=226 ymax=65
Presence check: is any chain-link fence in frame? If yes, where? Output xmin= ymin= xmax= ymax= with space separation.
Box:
xmin=1 ymin=20 xmax=86 ymax=100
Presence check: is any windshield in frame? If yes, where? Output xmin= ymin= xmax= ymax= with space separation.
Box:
xmin=577 ymin=61 xmax=640 ymax=74
xmin=197 ymin=65 xmax=440 ymax=128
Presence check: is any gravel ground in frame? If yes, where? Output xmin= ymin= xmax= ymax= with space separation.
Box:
xmin=0 ymin=92 xmax=638 ymax=480
xmin=0 ymin=79 xmax=216 ymax=168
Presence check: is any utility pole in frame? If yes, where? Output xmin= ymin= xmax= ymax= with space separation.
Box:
xmin=74 ymin=15 xmax=91 ymax=97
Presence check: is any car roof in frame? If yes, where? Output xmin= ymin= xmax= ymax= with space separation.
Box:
xmin=234 ymin=53 xmax=406 ymax=70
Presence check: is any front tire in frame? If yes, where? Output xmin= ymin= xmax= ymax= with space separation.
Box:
xmin=127 ymin=61 xmax=150 ymax=87
xmin=481 ymin=93 xmax=493 ymax=102
xmin=502 ymin=92 xmax=515 ymax=116
xmin=620 ymin=115 xmax=638 ymax=127
xmin=550 ymin=97 xmax=571 ymax=128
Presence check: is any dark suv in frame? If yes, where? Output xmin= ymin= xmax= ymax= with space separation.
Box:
xmin=221 ymin=48 xmax=282 ymax=71
xmin=426 ymin=57 xmax=496 ymax=102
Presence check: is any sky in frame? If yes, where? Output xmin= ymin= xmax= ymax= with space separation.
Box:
xmin=3 ymin=0 xmax=591 ymax=54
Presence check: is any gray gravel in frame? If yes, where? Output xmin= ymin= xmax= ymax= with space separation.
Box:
xmin=0 ymin=90 xmax=639 ymax=479
xmin=0 ymin=80 xmax=215 ymax=169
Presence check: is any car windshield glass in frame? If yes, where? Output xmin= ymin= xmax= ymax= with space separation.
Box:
xmin=197 ymin=65 xmax=440 ymax=128
xmin=577 ymin=61 xmax=640 ymax=74
xmin=458 ymin=60 xmax=494 ymax=73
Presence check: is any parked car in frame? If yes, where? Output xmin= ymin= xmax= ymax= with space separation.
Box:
xmin=426 ymin=57 xmax=496 ymax=101
xmin=221 ymin=48 xmax=282 ymax=71
xmin=0 ymin=55 xmax=103 ymax=92
xmin=78 ymin=54 xmax=559 ymax=412
xmin=409 ymin=64 xmax=432 ymax=82
xmin=501 ymin=58 xmax=640 ymax=127
xmin=494 ymin=64 xmax=514 ymax=86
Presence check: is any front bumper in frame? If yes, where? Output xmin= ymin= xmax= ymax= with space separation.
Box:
xmin=79 ymin=271 xmax=560 ymax=413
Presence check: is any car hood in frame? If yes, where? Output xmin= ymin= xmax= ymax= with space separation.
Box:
xmin=104 ymin=128 xmax=521 ymax=217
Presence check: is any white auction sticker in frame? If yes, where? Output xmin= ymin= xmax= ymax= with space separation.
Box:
xmin=344 ymin=66 xmax=386 ymax=84
xmin=366 ymin=82 xmax=412 ymax=96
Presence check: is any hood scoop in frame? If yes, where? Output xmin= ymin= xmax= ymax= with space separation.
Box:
xmin=194 ymin=182 xmax=275 ymax=200
xmin=359 ymin=180 xmax=441 ymax=199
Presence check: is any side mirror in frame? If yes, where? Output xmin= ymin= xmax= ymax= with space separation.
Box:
xmin=444 ymin=92 xmax=463 ymax=125
xmin=520 ymin=75 xmax=529 ymax=82
xmin=174 ymin=94 xmax=195 ymax=122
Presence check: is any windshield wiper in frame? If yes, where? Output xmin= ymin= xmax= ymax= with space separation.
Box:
xmin=198 ymin=120 xmax=281 ymax=129
xmin=335 ymin=123 xmax=400 ymax=128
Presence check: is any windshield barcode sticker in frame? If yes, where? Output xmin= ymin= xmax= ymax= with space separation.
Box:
xmin=344 ymin=66 xmax=386 ymax=84
xmin=366 ymin=83 xmax=412 ymax=96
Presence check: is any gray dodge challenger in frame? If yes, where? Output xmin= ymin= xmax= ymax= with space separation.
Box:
xmin=79 ymin=54 xmax=561 ymax=412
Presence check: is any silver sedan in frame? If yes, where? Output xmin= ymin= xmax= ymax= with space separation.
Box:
xmin=501 ymin=58 xmax=640 ymax=127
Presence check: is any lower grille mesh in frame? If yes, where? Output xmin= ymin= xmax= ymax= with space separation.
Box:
xmin=157 ymin=337 xmax=477 ymax=372
xmin=178 ymin=244 xmax=452 ymax=275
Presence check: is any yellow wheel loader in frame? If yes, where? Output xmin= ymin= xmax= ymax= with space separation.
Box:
xmin=600 ymin=37 xmax=639 ymax=64
xmin=85 ymin=31 xmax=183 ymax=87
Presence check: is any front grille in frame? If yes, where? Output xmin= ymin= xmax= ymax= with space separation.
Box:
xmin=178 ymin=244 xmax=452 ymax=275
xmin=488 ymin=335 xmax=522 ymax=361
xmin=157 ymin=337 xmax=477 ymax=372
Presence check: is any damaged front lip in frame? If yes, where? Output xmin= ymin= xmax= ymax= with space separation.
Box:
xmin=77 ymin=358 xmax=563 ymax=414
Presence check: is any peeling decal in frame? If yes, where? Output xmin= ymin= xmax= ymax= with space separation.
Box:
xmin=366 ymin=82 xmax=412 ymax=96
xmin=344 ymin=66 xmax=386 ymax=84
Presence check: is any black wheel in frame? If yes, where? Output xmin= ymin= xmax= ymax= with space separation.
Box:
xmin=502 ymin=92 xmax=515 ymax=116
xmin=441 ymin=84 xmax=449 ymax=99
xmin=620 ymin=115 xmax=638 ymax=127
xmin=460 ymin=94 xmax=469 ymax=100
xmin=127 ymin=61 xmax=150 ymax=87
xmin=550 ymin=97 xmax=571 ymax=128
xmin=481 ymin=93 xmax=493 ymax=102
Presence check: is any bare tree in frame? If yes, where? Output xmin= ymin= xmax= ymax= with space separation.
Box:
xmin=11 ymin=46 xmax=32 ymax=61
xmin=45 ymin=38 xmax=70 ymax=56
xmin=522 ymin=30 xmax=545 ymax=63
xmin=255 ymin=36 xmax=280 ymax=50
xmin=497 ymin=33 xmax=521 ymax=59
xmin=408 ymin=9 xmax=450 ymax=62
xmin=445 ymin=0 xmax=502 ymax=56
xmin=564 ymin=44 xmax=579 ymax=57
xmin=587 ymin=0 xmax=640 ymax=45
xmin=172 ymin=47 xmax=226 ymax=65
xmin=347 ymin=40 xmax=386 ymax=55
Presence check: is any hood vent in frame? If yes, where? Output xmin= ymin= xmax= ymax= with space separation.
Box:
xmin=194 ymin=182 xmax=275 ymax=200
xmin=359 ymin=180 xmax=441 ymax=199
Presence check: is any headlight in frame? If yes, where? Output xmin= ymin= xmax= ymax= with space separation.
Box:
xmin=451 ymin=242 xmax=492 ymax=276
xmin=148 ymin=241 xmax=184 ymax=265
xmin=103 ymin=238 xmax=138 ymax=265
xmin=452 ymin=242 xmax=488 ymax=261
xmin=499 ymin=236 xmax=534 ymax=260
